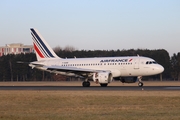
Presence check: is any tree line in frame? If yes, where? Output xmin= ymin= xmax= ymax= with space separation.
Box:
xmin=0 ymin=48 xmax=180 ymax=81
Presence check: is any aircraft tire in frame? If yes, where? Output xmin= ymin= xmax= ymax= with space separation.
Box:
xmin=100 ymin=83 xmax=108 ymax=87
xmin=138 ymin=82 xmax=143 ymax=87
xmin=82 ymin=81 xmax=90 ymax=87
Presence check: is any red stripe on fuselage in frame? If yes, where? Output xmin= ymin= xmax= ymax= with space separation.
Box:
xmin=33 ymin=43 xmax=44 ymax=58
xmin=129 ymin=58 xmax=133 ymax=62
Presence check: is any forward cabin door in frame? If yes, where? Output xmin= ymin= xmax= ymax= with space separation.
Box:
xmin=134 ymin=58 xmax=139 ymax=69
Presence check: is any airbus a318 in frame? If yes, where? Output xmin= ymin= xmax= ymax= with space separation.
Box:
xmin=29 ymin=28 xmax=164 ymax=87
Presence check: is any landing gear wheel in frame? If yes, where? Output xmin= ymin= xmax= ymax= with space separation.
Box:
xmin=138 ymin=82 xmax=143 ymax=87
xmin=100 ymin=83 xmax=108 ymax=87
xmin=82 ymin=81 xmax=90 ymax=87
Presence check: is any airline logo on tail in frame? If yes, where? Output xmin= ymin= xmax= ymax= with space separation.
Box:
xmin=30 ymin=28 xmax=59 ymax=60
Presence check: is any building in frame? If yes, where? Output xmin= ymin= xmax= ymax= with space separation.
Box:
xmin=0 ymin=43 xmax=34 ymax=56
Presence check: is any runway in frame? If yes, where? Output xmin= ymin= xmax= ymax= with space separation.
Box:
xmin=0 ymin=86 xmax=180 ymax=91
xmin=0 ymin=81 xmax=180 ymax=91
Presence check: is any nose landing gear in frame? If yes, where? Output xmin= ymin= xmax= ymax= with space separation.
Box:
xmin=138 ymin=76 xmax=143 ymax=87
xmin=138 ymin=82 xmax=143 ymax=87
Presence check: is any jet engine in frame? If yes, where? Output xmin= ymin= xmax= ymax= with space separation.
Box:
xmin=93 ymin=72 xmax=113 ymax=84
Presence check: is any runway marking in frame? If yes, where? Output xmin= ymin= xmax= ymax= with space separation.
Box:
xmin=165 ymin=87 xmax=180 ymax=90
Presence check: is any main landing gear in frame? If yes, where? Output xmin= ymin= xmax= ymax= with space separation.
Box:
xmin=100 ymin=83 xmax=108 ymax=87
xmin=82 ymin=81 xmax=108 ymax=87
xmin=138 ymin=76 xmax=143 ymax=87
xmin=82 ymin=81 xmax=90 ymax=87
xmin=82 ymin=80 xmax=108 ymax=87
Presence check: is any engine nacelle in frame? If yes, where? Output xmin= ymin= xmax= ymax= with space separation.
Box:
xmin=93 ymin=72 xmax=113 ymax=84
xmin=115 ymin=77 xmax=138 ymax=83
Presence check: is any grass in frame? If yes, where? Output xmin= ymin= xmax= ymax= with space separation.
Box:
xmin=0 ymin=90 xmax=180 ymax=120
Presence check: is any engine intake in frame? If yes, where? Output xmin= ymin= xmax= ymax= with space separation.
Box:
xmin=93 ymin=72 xmax=113 ymax=84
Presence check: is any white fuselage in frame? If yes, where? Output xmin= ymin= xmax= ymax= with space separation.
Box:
xmin=31 ymin=56 xmax=164 ymax=78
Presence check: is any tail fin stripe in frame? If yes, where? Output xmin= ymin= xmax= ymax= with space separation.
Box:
xmin=30 ymin=28 xmax=61 ymax=61
xmin=31 ymin=31 xmax=53 ymax=58
xmin=32 ymin=36 xmax=47 ymax=58
xmin=31 ymin=33 xmax=50 ymax=58
xmin=31 ymin=29 xmax=54 ymax=58
xmin=33 ymin=43 xmax=45 ymax=58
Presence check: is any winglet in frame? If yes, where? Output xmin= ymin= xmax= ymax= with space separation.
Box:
xmin=30 ymin=28 xmax=60 ymax=61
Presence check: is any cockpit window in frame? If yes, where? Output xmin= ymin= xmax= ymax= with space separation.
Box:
xmin=146 ymin=61 xmax=157 ymax=64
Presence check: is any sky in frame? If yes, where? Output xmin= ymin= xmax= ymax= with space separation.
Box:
xmin=0 ymin=0 xmax=180 ymax=56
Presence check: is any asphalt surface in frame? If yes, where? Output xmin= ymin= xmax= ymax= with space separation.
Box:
xmin=0 ymin=86 xmax=180 ymax=91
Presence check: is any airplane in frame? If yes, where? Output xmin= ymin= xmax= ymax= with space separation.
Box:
xmin=29 ymin=28 xmax=164 ymax=87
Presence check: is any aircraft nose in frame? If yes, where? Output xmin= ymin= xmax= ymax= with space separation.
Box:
xmin=156 ymin=65 xmax=164 ymax=74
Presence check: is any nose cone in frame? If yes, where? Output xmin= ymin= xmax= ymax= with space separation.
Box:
xmin=156 ymin=65 xmax=164 ymax=74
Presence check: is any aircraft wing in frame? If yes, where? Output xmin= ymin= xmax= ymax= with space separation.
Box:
xmin=44 ymin=65 xmax=103 ymax=73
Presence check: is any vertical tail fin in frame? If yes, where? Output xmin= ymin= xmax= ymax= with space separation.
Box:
xmin=30 ymin=28 xmax=60 ymax=61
